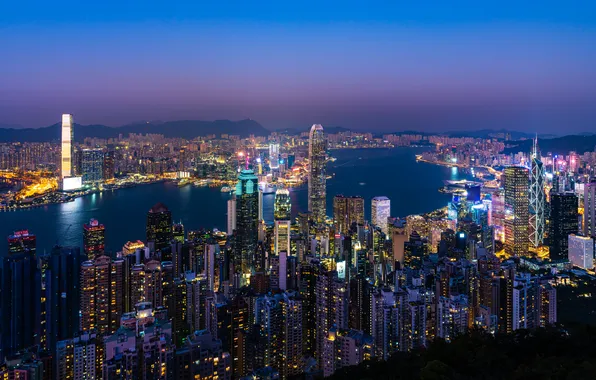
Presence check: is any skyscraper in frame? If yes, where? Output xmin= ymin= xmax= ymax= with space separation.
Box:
xmin=529 ymin=138 xmax=546 ymax=248
xmin=372 ymin=196 xmax=391 ymax=234
xmin=235 ymin=169 xmax=259 ymax=278
xmin=274 ymin=189 xmax=291 ymax=256
xmin=61 ymin=113 xmax=73 ymax=179
xmin=83 ymin=218 xmax=105 ymax=260
xmin=549 ymin=192 xmax=578 ymax=260
xmin=333 ymin=195 xmax=365 ymax=235
xmin=81 ymin=148 xmax=104 ymax=184
xmin=1 ymin=232 xmax=42 ymax=363
xmin=146 ymin=202 xmax=173 ymax=252
xmin=584 ymin=180 xmax=596 ymax=238
xmin=269 ymin=143 xmax=280 ymax=169
xmin=103 ymin=149 xmax=115 ymax=181
xmin=308 ymin=124 xmax=327 ymax=225
xmin=568 ymin=234 xmax=594 ymax=269
xmin=503 ymin=166 xmax=529 ymax=256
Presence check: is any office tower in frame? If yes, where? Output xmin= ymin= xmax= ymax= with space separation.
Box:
xmin=103 ymin=149 xmax=115 ymax=181
xmin=234 ymin=169 xmax=259 ymax=278
xmin=322 ymin=327 xmax=373 ymax=377
xmin=584 ymin=180 xmax=596 ymax=238
xmin=146 ymin=202 xmax=173 ymax=252
xmin=503 ymin=166 xmax=530 ymax=256
xmin=269 ymin=143 xmax=280 ymax=169
xmin=81 ymin=148 xmax=104 ymax=184
xmin=529 ymin=138 xmax=546 ymax=248
xmin=538 ymin=283 xmax=557 ymax=327
xmin=372 ymin=196 xmax=391 ymax=234
xmin=274 ymin=188 xmax=291 ymax=220
xmin=173 ymin=222 xmax=184 ymax=243
xmin=568 ymin=234 xmax=594 ymax=269
xmin=389 ymin=219 xmax=407 ymax=265
xmin=173 ymin=331 xmax=232 ymax=380
xmin=491 ymin=191 xmax=506 ymax=241
xmin=308 ymin=124 xmax=327 ymax=224
xmin=46 ymin=246 xmax=85 ymax=354
xmin=1 ymin=233 xmax=42 ymax=363
xmin=56 ymin=331 xmax=97 ymax=380
xmin=61 ymin=113 xmax=73 ymax=178
xmin=83 ymin=218 xmax=105 ymax=260
xmin=549 ymin=192 xmax=578 ymax=260
xmin=227 ymin=195 xmax=237 ymax=235
xmin=333 ymin=195 xmax=365 ymax=235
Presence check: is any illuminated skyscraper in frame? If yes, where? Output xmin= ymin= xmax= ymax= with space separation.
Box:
xmin=269 ymin=143 xmax=280 ymax=169
xmin=146 ymin=202 xmax=173 ymax=252
xmin=308 ymin=124 xmax=327 ymax=224
xmin=503 ymin=166 xmax=529 ymax=256
xmin=549 ymin=192 xmax=578 ymax=260
xmin=235 ymin=169 xmax=259 ymax=278
xmin=81 ymin=148 xmax=104 ymax=184
xmin=529 ymin=137 xmax=546 ymax=248
xmin=274 ymin=189 xmax=291 ymax=256
xmin=372 ymin=196 xmax=391 ymax=234
xmin=61 ymin=114 xmax=73 ymax=178
xmin=584 ymin=180 xmax=596 ymax=238
xmin=568 ymin=234 xmax=594 ymax=269
xmin=83 ymin=218 xmax=105 ymax=260
xmin=333 ymin=195 xmax=364 ymax=235
xmin=227 ymin=196 xmax=237 ymax=236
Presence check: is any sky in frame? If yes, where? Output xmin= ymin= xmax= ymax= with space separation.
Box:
xmin=1 ymin=1 xmax=596 ymax=133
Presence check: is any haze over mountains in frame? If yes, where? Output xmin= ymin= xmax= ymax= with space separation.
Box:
xmin=0 ymin=119 xmax=269 ymax=142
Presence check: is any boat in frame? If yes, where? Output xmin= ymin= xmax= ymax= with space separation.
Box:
xmin=221 ymin=186 xmax=232 ymax=193
xmin=178 ymin=179 xmax=190 ymax=187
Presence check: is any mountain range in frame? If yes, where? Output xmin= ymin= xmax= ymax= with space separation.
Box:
xmin=503 ymin=135 xmax=596 ymax=155
xmin=0 ymin=119 xmax=269 ymax=142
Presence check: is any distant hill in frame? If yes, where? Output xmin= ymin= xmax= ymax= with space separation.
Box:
xmin=504 ymin=135 xmax=596 ymax=155
xmin=275 ymin=125 xmax=351 ymax=135
xmin=0 ymin=119 xmax=269 ymax=142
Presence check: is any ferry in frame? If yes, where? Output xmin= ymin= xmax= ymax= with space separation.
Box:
xmin=178 ymin=178 xmax=190 ymax=188
xmin=220 ymin=186 xmax=232 ymax=193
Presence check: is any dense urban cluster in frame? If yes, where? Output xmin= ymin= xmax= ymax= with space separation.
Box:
xmin=2 ymin=117 xmax=596 ymax=380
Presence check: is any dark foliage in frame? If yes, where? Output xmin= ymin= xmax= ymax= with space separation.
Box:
xmin=327 ymin=327 xmax=596 ymax=380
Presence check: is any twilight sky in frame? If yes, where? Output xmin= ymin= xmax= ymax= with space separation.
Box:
xmin=1 ymin=1 xmax=596 ymax=133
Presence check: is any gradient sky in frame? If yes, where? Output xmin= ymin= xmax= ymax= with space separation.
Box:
xmin=1 ymin=1 xmax=596 ymax=133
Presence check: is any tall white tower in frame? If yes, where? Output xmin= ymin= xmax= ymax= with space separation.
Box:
xmin=308 ymin=124 xmax=326 ymax=224
xmin=61 ymin=114 xmax=74 ymax=178
xmin=372 ymin=196 xmax=391 ymax=234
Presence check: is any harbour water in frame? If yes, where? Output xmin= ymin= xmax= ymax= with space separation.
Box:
xmin=0 ymin=147 xmax=469 ymax=255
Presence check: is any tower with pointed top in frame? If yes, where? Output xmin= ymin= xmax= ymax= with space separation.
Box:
xmin=308 ymin=124 xmax=327 ymax=225
xmin=529 ymin=136 xmax=546 ymax=248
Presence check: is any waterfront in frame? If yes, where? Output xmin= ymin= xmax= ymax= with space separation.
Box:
xmin=0 ymin=147 xmax=470 ymax=255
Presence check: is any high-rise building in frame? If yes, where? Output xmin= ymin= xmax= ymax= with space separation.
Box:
xmin=549 ymin=192 xmax=578 ymax=260
xmin=269 ymin=143 xmax=280 ymax=169
xmin=56 ymin=331 xmax=97 ymax=380
xmin=83 ymin=218 xmax=105 ymax=259
xmin=103 ymin=149 xmax=115 ymax=181
xmin=322 ymin=327 xmax=373 ymax=377
xmin=372 ymin=196 xmax=391 ymax=234
xmin=584 ymin=180 xmax=596 ymax=238
xmin=274 ymin=189 xmax=292 ymax=256
xmin=529 ymin=138 xmax=546 ymax=248
xmin=308 ymin=124 xmax=327 ymax=225
xmin=227 ymin=195 xmax=237 ymax=235
xmin=503 ymin=166 xmax=530 ymax=256
xmin=61 ymin=113 xmax=73 ymax=178
xmin=333 ymin=195 xmax=365 ymax=235
xmin=81 ymin=148 xmax=104 ymax=184
xmin=274 ymin=188 xmax=291 ymax=221
xmin=46 ymin=246 xmax=85 ymax=354
xmin=234 ymin=169 xmax=259 ymax=279
xmin=146 ymin=202 xmax=173 ymax=252
xmin=568 ymin=234 xmax=594 ymax=269
xmin=1 ymin=232 xmax=42 ymax=363
xmin=80 ymin=255 xmax=125 ymax=335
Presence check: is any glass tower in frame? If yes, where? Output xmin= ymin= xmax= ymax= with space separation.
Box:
xmin=503 ymin=166 xmax=529 ymax=256
xmin=529 ymin=137 xmax=546 ymax=248
xmin=308 ymin=124 xmax=327 ymax=225
xmin=61 ymin=113 xmax=73 ymax=178
xmin=235 ymin=169 xmax=259 ymax=277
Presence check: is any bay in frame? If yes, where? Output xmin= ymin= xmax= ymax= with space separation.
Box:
xmin=0 ymin=147 xmax=469 ymax=255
